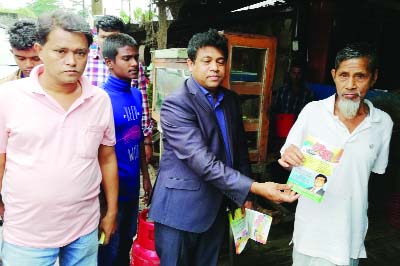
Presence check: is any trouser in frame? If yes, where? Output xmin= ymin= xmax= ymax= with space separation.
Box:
xmin=154 ymin=208 xmax=226 ymax=266
xmin=292 ymin=247 xmax=360 ymax=266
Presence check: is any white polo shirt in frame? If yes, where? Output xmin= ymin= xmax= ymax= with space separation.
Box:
xmin=282 ymin=94 xmax=393 ymax=265
xmin=0 ymin=65 xmax=116 ymax=248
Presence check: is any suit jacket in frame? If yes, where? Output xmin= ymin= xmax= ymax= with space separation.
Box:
xmin=149 ymin=77 xmax=253 ymax=233
xmin=307 ymin=186 xmax=325 ymax=196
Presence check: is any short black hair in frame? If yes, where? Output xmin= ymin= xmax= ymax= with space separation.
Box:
xmin=335 ymin=42 xmax=378 ymax=73
xmin=37 ymin=10 xmax=93 ymax=47
xmin=187 ymin=29 xmax=228 ymax=62
xmin=8 ymin=19 xmax=38 ymax=50
xmin=315 ymin=173 xmax=328 ymax=183
xmin=96 ymin=15 xmax=125 ymax=33
xmin=102 ymin=33 xmax=138 ymax=61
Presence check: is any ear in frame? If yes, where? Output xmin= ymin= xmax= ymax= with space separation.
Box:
xmin=34 ymin=43 xmax=43 ymax=59
xmin=187 ymin=58 xmax=194 ymax=72
xmin=331 ymin=69 xmax=336 ymax=81
xmin=104 ymin=57 xmax=113 ymax=69
xmin=371 ymin=69 xmax=378 ymax=87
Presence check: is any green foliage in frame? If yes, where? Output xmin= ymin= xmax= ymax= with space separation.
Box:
xmin=28 ymin=0 xmax=62 ymax=17
xmin=0 ymin=7 xmax=36 ymax=19
xmin=133 ymin=7 xmax=143 ymax=23
xmin=132 ymin=7 xmax=154 ymax=24
xmin=119 ymin=10 xmax=130 ymax=24
xmin=143 ymin=9 xmax=154 ymax=23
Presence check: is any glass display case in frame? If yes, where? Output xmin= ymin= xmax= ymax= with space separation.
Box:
xmin=153 ymin=68 xmax=190 ymax=116
xmin=151 ymin=48 xmax=189 ymax=122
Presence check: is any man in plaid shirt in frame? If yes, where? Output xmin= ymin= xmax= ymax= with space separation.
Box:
xmin=84 ymin=15 xmax=153 ymax=162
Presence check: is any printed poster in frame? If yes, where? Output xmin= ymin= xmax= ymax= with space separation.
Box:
xmin=228 ymin=208 xmax=273 ymax=254
xmin=287 ymin=135 xmax=344 ymax=203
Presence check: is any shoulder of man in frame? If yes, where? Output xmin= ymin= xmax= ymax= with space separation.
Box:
xmin=0 ymin=70 xmax=21 ymax=85
xmin=372 ymin=106 xmax=393 ymax=125
xmin=366 ymin=99 xmax=393 ymax=126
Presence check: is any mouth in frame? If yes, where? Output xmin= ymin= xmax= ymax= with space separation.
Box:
xmin=128 ymin=70 xmax=138 ymax=75
xmin=64 ymin=70 xmax=79 ymax=75
xmin=208 ymin=75 xmax=220 ymax=81
xmin=342 ymin=92 xmax=361 ymax=100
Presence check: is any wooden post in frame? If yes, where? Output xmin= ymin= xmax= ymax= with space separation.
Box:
xmin=91 ymin=0 xmax=103 ymax=15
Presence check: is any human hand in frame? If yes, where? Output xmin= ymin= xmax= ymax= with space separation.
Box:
xmin=99 ymin=212 xmax=117 ymax=245
xmin=241 ymin=200 xmax=253 ymax=214
xmin=250 ymin=182 xmax=299 ymax=203
xmin=278 ymin=144 xmax=304 ymax=169
xmin=243 ymin=200 xmax=253 ymax=210
xmin=142 ymin=177 xmax=152 ymax=205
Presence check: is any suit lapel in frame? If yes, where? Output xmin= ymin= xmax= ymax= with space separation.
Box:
xmin=186 ymin=77 xmax=212 ymax=113
xmin=186 ymin=77 xmax=228 ymax=162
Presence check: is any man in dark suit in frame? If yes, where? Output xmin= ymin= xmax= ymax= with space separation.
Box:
xmin=149 ymin=29 xmax=299 ymax=266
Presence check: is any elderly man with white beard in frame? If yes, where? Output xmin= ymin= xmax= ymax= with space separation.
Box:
xmin=278 ymin=43 xmax=393 ymax=266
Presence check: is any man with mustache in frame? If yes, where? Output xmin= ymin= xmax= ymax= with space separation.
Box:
xmin=279 ymin=43 xmax=393 ymax=266
xmin=149 ymin=29 xmax=299 ymax=266
xmin=0 ymin=20 xmax=42 ymax=84
xmin=0 ymin=11 xmax=118 ymax=265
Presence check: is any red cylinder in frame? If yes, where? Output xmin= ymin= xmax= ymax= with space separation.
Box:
xmin=130 ymin=209 xmax=160 ymax=266
xmin=275 ymin=113 xmax=295 ymax=138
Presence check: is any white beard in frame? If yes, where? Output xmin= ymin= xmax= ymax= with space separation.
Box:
xmin=337 ymin=97 xmax=362 ymax=119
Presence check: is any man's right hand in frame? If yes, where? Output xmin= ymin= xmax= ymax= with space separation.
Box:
xmin=250 ymin=182 xmax=299 ymax=203
xmin=278 ymin=144 xmax=304 ymax=169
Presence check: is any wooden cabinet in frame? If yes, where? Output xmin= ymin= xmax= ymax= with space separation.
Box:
xmin=151 ymin=33 xmax=277 ymax=163
xmin=222 ymin=33 xmax=277 ymax=163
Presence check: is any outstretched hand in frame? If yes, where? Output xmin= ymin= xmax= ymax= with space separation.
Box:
xmin=250 ymin=181 xmax=299 ymax=203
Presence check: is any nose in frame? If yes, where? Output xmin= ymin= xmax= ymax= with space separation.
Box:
xmin=25 ymin=58 xmax=35 ymax=68
xmin=130 ymin=58 xmax=139 ymax=67
xmin=65 ymin=52 xmax=77 ymax=66
xmin=345 ymin=76 xmax=357 ymax=89
xmin=209 ymin=60 xmax=218 ymax=71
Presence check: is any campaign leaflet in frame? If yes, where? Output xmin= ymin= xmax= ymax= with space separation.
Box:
xmin=228 ymin=208 xmax=273 ymax=254
xmin=287 ymin=135 xmax=344 ymax=203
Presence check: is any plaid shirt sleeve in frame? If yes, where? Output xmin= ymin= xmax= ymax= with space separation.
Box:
xmin=135 ymin=63 xmax=153 ymax=137
xmin=84 ymin=48 xmax=108 ymax=87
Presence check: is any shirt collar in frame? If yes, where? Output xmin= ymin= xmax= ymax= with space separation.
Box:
xmin=28 ymin=64 xmax=95 ymax=100
xmin=192 ymin=77 xmax=224 ymax=101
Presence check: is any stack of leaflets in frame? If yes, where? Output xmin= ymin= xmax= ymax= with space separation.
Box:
xmin=287 ymin=135 xmax=344 ymax=203
xmin=228 ymin=208 xmax=273 ymax=254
